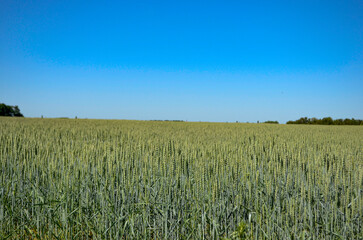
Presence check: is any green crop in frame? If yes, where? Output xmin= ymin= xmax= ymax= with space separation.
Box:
xmin=0 ymin=117 xmax=362 ymax=239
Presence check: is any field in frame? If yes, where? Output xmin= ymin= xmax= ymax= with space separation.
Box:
xmin=0 ymin=118 xmax=362 ymax=239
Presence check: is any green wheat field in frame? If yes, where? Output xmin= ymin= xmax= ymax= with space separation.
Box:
xmin=0 ymin=117 xmax=362 ymax=239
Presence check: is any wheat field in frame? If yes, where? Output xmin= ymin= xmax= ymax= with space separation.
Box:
xmin=0 ymin=117 xmax=362 ymax=239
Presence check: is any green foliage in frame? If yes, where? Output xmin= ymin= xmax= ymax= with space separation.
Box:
xmin=0 ymin=118 xmax=362 ymax=239
xmin=0 ymin=103 xmax=23 ymax=117
xmin=236 ymin=221 xmax=248 ymax=239
xmin=263 ymin=121 xmax=279 ymax=124
xmin=230 ymin=221 xmax=251 ymax=240
xmin=287 ymin=116 xmax=363 ymax=125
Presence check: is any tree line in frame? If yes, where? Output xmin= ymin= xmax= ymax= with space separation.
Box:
xmin=286 ymin=117 xmax=362 ymax=125
xmin=0 ymin=103 xmax=24 ymax=117
xmin=264 ymin=121 xmax=279 ymax=124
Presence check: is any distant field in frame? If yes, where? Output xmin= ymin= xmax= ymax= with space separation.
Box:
xmin=0 ymin=117 xmax=362 ymax=239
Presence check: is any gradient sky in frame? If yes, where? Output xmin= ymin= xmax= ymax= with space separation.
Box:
xmin=1 ymin=0 xmax=362 ymax=123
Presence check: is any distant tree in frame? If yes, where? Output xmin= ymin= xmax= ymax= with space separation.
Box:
xmin=286 ymin=117 xmax=362 ymax=125
xmin=333 ymin=119 xmax=343 ymax=125
xmin=0 ymin=103 xmax=24 ymax=117
xmin=13 ymin=106 xmax=23 ymax=116
xmin=310 ymin=117 xmax=318 ymax=124
xmin=321 ymin=117 xmax=333 ymax=125
xmin=264 ymin=121 xmax=279 ymax=124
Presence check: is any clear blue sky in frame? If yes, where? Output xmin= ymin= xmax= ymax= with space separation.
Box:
xmin=1 ymin=0 xmax=362 ymax=123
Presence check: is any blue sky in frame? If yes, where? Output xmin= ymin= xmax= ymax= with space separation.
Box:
xmin=1 ymin=0 xmax=362 ymax=123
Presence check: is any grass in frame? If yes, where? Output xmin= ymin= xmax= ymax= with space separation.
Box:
xmin=0 ymin=117 xmax=362 ymax=239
